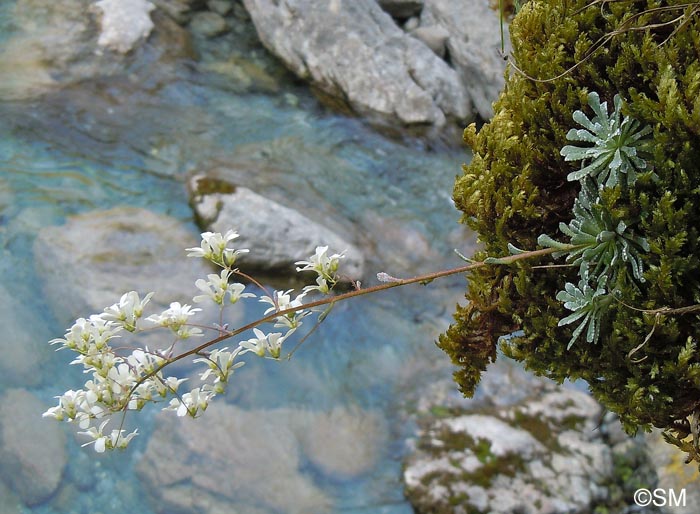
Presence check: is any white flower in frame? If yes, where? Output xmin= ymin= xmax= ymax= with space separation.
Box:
xmin=146 ymin=302 xmax=201 ymax=336
xmin=238 ymin=328 xmax=268 ymax=357
xmin=193 ymin=269 xmax=231 ymax=305
xmin=51 ymin=316 xmax=122 ymax=353
xmin=186 ymin=230 xmax=249 ymax=267
xmin=295 ymin=246 xmax=344 ymax=292
xmin=101 ymin=291 xmax=154 ymax=331
xmin=49 ymin=318 xmax=92 ymax=352
xmin=265 ymin=331 xmax=288 ymax=359
xmin=228 ymin=282 xmax=256 ymax=304
xmin=194 ymin=346 xmax=245 ymax=383
xmin=166 ymin=387 xmax=214 ymax=417
xmin=238 ymin=329 xmax=292 ymax=359
xmin=295 ymin=245 xmax=344 ymax=273
xmin=126 ymin=348 xmax=165 ymax=376
xmin=73 ymin=350 xmax=120 ymax=377
xmin=259 ymin=290 xmax=309 ymax=328
xmin=107 ymin=363 xmax=138 ymax=395
xmin=302 ymin=276 xmax=330 ymax=294
xmin=79 ymin=421 xmax=138 ymax=452
xmin=156 ymin=375 xmax=188 ymax=396
xmin=85 ymin=315 xmax=122 ymax=350
xmin=43 ymin=389 xmax=82 ymax=421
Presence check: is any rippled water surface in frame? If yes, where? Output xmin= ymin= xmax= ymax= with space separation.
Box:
xmin=0 ymin=4 xmax=473 ymax=513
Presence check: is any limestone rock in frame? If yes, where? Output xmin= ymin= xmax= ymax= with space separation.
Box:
xmin=189 ymin=175 xmax=365 ymax=280
xmin=137 ymin=404 xmax=334 ymax=513
xmin=410 ymin=25 xmax=450 ymax=58
xmin=644 ymin=429 xmax=700 ymax=513
xmin=238 ymin=0 xmax=508 ymax=130
xmin=0 ymin=0 xmax=190 ymax=100
xmin=189 ymin=11 xmax=229 ymax=38
xmin=151 ymin=0 xmax=200 ymax=24
xmin=241 ymin=0 xmax=471 ymax=129
xmin=404 ymin=387 xmax=615 ymax=513
xmin=33 ymin=207 xmax=240 ymax=353
xmin=292 ymin=406 xmax=388 ymax=479
xmin=207 ymin=0 xmax=233 ymax=16
xmin=420 ymin=0 xmax=509 ymax=119
xmin=0 ymin=480 xmax=21 ymax=514
xmin=94 ymin=0 xmax=156 ymax=54
xmin=0 ymin=389 xmax=67 ymax=506
xmin=0 ymin=283 xmax=50 ymax=388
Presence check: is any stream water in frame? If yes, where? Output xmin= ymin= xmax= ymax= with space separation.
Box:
xmin=0 ymin=3 xmax=474 ymax=513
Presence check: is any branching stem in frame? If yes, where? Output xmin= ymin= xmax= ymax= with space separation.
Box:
xmin=126 ymin=246 xmax=562 ymax=399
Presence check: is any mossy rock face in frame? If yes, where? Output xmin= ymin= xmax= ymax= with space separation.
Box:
xmin=440 ymin=0 xmax=700 ymax=459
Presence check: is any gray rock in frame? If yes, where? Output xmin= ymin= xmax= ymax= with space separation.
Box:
xmin=189 ymin=175 xmax=365 ymax=280
xmin=151 ymin=0 xmax=200 ymax=24
xmin=644 ymin=429 xmax=700 ymax=513
xmin=0 ymin=480 xmax=21 ymax=514
xmin=292 ymin=406 xmax=388 ymax=479
xmin=378 ymin=0 xmax=424 ymax=19
xmin=207 ymin=0 xmax=233 ymax=16
xmin=403 ymin=15 xmax=420 ymax=31
xmin=404 ymin=387 xmax=616 ymax=513
xmin=0 ymin=0 xmax=191 ymax=100
xmin=0 ymin=389 xmax=67 ymax=506
xmin=189 ymin=11 xmax=229 ymax=38
xmin=410 ymin=25 xmax=450 ymax=58
xmin=34 ymin=207 xmax=242 ymax=355
xmin=93 ymin=0 xmax=156 ymax=54
xmin=421 ymin=0 xmax=509 ymax=119
xmin=137 ymin=404 xmax=386 ymax=513
xmin=0 ymin=283 xmax=50 ymax=388
xmin=241 ymin=0 xmax=471 ymax=129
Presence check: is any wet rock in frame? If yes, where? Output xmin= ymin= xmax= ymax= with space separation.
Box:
xmin=404 ymin=385 xmax=617 ymax=513
xmin=33 ymin=207 xmax=241 ymax=352
xmin=378 ymin=0 xmax=424 ymax=19
xmin=207 ymin=0 xmax=233 ymax=16
xmin=0 ymin=480 xmax=22 ymax=514
xmin=292 ymin=406 xmax=388 ymax=479
xmin=0 ymin=284 xmax=51 ymax=388
xmin=189 ymin=11 xmax=229 ymax=38
xmin=0 ymin=389 xmax=67 ymax=506
xmin=0 ymin=0 xmax=190 ymax=100
xmin=189 ymin=175 xmax=365 ymax=280
xmin=420 ymin=0 xmax=509 ymax=119
xmin=137 ymin=404 xmax=338 ymax=513
xmin=93 ymin=0 xmax=155 ymax=54
xmin=151 ymin=0 xmax=200 ymax=24
xmin=241 ymin=0 xmax=471 ymax=130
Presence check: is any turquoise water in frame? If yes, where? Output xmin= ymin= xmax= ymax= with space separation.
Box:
xmin=0 ymin=5 xmax=473 ymax=514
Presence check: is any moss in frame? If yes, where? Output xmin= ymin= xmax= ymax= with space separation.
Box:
xmin=511 ymin=410 xmax=564 ymax=452
xmin=190 ymin=176 xmax=237 ymax=196
xmin=462 ymin=451 xmax=527 ymax=489
xmin=441 ymin=0 xmax=700 ymax=462
xmin=429 ymin=405 xmax=457 ymax=418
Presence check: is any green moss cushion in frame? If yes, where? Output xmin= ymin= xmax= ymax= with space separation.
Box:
xmin=441 ymin=0 xmax=700 ymax=457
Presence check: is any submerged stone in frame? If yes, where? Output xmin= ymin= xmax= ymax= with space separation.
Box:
xmin=189 ymin=174 xmax=365 ymax=280
xmin=0 ymin=389 xmax=67 ymax=507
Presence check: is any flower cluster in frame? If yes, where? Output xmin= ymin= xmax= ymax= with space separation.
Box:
xmin=44 ymin=232 xmax=345 ymax=451
xmin=295 ymin=246 xmax=345 ymax=293
xmin=42 ymin=293 xmax=187 ymax=452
